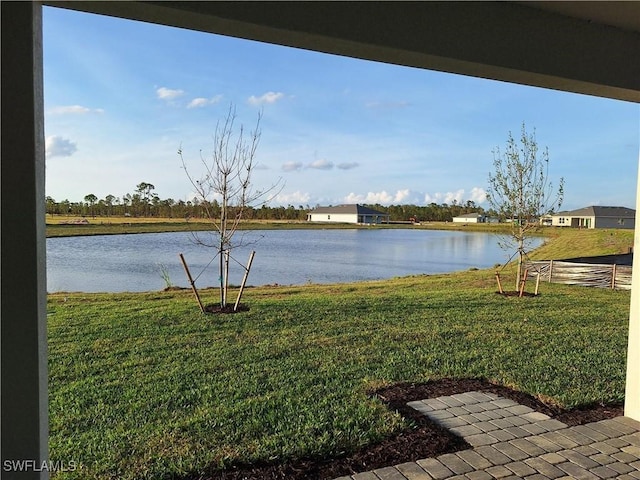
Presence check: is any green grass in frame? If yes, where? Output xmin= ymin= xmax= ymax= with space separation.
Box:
xmin=48 ymin=265 xmax=631 ymax=479
xmin=530 ymin=227 xmax=634 ymax=260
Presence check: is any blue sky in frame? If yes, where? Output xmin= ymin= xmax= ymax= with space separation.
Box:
xmin=43 ymin=6 xmax=639 ymax=211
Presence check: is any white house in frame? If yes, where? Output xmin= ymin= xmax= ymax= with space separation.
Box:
xmin=549 ymin=206 xmax=636 ymax=229
xmin=306 ymin=204 xmax=390 ymax=224
xmin=452 ymin=212 xmax=485 ymax=223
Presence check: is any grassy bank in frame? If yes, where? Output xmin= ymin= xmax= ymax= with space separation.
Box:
xmin=530 ymin=227 xmax=634 ymax=260
xmin=48 ymin=262 xmax=631 ymax=479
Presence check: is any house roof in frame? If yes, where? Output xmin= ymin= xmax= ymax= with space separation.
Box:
xmin=454 ymin=213 xmax=484 ymax=219
xmin=554 ymin=206 xmax=636 ymax=218
xmin=310 ymin=204 xmax=389 ymax=216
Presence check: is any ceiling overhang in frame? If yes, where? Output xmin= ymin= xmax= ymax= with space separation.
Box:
xmin=44 ymin=1 xmax=640 ymax=102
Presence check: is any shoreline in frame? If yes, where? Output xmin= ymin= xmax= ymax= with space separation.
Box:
xmin=46 ymin=216 xmax=517 ymax=238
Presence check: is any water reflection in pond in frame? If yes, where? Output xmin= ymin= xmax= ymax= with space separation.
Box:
xmin=46 ymin=229 xmax=540 ymax=293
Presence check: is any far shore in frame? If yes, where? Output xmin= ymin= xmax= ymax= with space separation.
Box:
xmin=46 ymin=214 xmax=517 ymax=238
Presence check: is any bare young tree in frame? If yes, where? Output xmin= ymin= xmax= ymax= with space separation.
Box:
xmin=487 ymin=123 xmax=564 ymax=290
xmin=178 ymin=105 xmax=281 ymax=308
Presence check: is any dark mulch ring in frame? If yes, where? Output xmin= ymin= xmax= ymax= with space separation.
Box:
xmin=496 ymin=290 xmax=539 ymax=297
xmin=187 ymin=378 xmax=623 ymax=480
xmin=203 ymin=303 xmax=250 ymax=314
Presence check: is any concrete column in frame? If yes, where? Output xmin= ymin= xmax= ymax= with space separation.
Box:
xmin=625 ymin=153 xmax=640 ymax=421
xmin=1 ymin=2 xmax=49 ymax=478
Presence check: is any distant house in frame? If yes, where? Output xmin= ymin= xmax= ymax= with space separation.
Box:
xmin=306 ymin=204 xmax=390 ymax=224
xmin=549 ymin=206 xmax=636 ymax=229
xmin=452 ymin=213 xmax=485 ymax=223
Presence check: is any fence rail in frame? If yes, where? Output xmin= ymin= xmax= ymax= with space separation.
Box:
xmin=524 ymin=260 xmax=632 ymax=290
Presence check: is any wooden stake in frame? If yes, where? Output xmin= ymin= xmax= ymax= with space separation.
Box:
xmin=179 ymin=253 xmax=205 ymax=313
xmin=612 ymin=263 xmax=617 ymax=290
xmin=519 ymin=269 xmax=529 ymax=297
xmin=495 ymin=272 xmax=504 ymax=294
xmin=535 ymin=272 xmax=541 ymax=296
xmin=223 ymin=249 xmax=230 ymax=307
xmin=548 ymin=260 xmax=553 ymax=283
xmin=234 ymin=251 xmax=255 ymax=312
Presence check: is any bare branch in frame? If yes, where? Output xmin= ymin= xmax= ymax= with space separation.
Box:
xmin=179 ymin=104 xmax=284 ymax=307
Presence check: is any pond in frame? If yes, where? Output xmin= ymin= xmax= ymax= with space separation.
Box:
xmin=46 ymin=228 xmax=540 ymax=293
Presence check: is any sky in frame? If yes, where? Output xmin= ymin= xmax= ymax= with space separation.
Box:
xmin=43 ymin=6 xmax=639 ymax=211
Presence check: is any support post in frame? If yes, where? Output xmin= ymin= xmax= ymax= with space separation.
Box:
xmin=234 ymin=251 xmax=256 ymax=312
xmin=179 ymin=254 xmax=205 ymax=313
xmin=612 ymin=263 xmax=617 ymax=290
xmin=495 ymin=272 xmax=503 ymax=294
xmin=1 ymin=2 xmax=49 ymax=477
xmin=519 ymin=269 xmax=529 ymax=297
xmin=625 ymin=152 xmax=640 ymax=420
xmin=535 ymin=272 xmax=541 ymax=296
xmin=223 ymin=249 xmax=230 ymax=306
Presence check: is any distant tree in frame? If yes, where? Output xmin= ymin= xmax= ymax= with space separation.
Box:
xmin=136 ymin=182 xmax=155 ymax=217
xmin=131 ymin=193 xmax=143 ymax=216
xmin=122 ymin=194 xmax=131 ymax=216
xmin=46 ymin=196 xmax=57 ymax=215
xmin=487 ymin=123 xmax=564 ymax=290
xmin=179 ymin=105 xmax=282 ymax=309
xmin=59 ymin=199 xmax=71 ymax=215
xmin=84 ymin=193 xmax=98 ymax=217
xmin=104 ymin=194 xmax=115 ymax=216
xmin=150 ymin=193 xmax=160 ymax=216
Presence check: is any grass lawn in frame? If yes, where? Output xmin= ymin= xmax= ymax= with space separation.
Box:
xmin=530 ymin=227 xmax=634 ymax=260
xmin=48 ymin=262 xmax=631 ymax=478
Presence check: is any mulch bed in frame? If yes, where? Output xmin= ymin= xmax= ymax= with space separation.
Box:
xmin=203 ymin=303 xmax=250 ymax=314
xmin=184 ymin=378 xmax=623 ymax=480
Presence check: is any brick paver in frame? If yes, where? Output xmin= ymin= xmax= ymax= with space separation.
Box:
xmin=334 ymin=392 xmax=640 ymax=480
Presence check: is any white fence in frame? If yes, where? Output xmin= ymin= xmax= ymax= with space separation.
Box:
xmin=524 ymin=260 xmax=632 ymax=290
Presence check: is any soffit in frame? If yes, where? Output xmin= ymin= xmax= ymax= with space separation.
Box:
xmin=520 ymin=1 xmax=640 ymax=34
xmin=44 ymin=1 xmax=640 ymax=102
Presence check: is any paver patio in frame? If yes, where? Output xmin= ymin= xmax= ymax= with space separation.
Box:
xmin=334 ymin=391 xmax=640 ymax=480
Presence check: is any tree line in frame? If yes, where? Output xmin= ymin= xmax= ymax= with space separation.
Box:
xmin=45 ymin=182 xmax=487 ymax=222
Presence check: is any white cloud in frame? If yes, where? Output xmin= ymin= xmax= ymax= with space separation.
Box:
xmin=424 ymin=190 xmax=464 ymax=205
xmin=344 ymin=191 xmax=391 ymax=204
xmin=469 ymin=187 xmax=488 ymax=204
xmin=282 ymin=161 xmax=303 ymax=172
xmin=248 ymin=91 xmax=284 ymax=106
xmin=187 ymin=95 xmax=223 ymax=109
xmin=274 ymin=190 xmax=311 ymax=205
xmin=337 ymin=162 xmax=359 ymax=170
xmin=156 ymin=87 xmax=185 ymax=100
xmin=423 ymin=188 xmax=487 ymax=205
xmin=187 ymin=98 xmax=209 ymax=109
xmin=444 ymin=190 xmax=465 ymax=205
xmin=309 ymin=159 xmax=334 ymax=170
xmin=343 ymin=189 xmax=426 ymax=206
xmin=48 ymin=105 xmax=104 ymax=115
xmin=394 ymin=189 xmax=412 ymax=203
xmin=46 ymin=136 xmax=77 ymax=158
